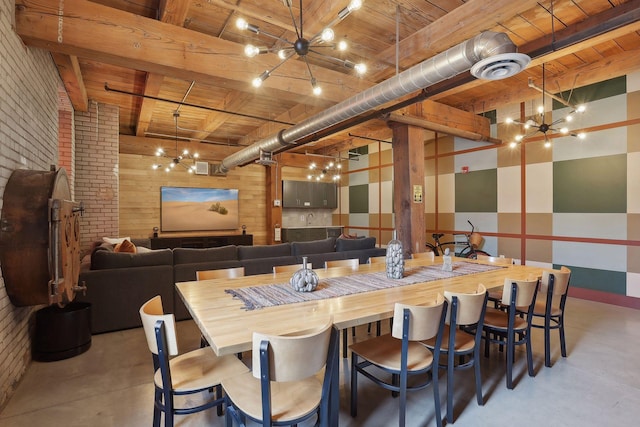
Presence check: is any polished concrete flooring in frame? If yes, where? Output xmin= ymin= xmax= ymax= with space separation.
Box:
xmin=2 ymin=297 xmax=640 ymax=426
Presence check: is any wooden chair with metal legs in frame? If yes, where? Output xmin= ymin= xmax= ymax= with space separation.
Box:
xmin=368 ymin=255 xmax=387 ymax=264
xmin=412 ymin=251 xmax=435 ymax=261
xmin=196 ymin=266 xmax=245 ymax=281
xmin=139 ymin=296 xmax=249 ymax=427
xmin=324 ymin=258 xmax=359 ymax=269
xmin=273 ymin=263 xmax=311 ymax=274
xmin=482 ymin=277 xmax=538 ymax=389
xmin=531 ymin=267 xmax=571 ymax=367
xmin=476 ymin=255 xmax=514 ymax=307
xmin=350 ymin=297 xmax=448 ymax=427
xmin=222 ymin=319 xmax=339 ymax=427
xmin=421 ymin=284 xmax=488 ymax=424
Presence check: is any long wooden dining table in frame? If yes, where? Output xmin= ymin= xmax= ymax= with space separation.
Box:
xmin=175 ymin=257 xmax=543 ymax=357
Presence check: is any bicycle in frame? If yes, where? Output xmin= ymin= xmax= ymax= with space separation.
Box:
xmin=425 ymin=220 xmax=491 ymax=259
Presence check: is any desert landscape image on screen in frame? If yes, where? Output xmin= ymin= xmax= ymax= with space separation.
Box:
xmin=161 ymin=187 xmax=239 ymax=232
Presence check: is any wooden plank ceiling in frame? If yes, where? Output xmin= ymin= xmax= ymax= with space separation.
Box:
xmin=14 ymin=0 xmax=640 ymax=167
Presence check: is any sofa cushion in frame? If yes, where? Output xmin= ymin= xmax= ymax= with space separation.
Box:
xmin=114 ymin=239 xmax=136 ymax=253
xmin=291 ymin=237 xmax=336 ymax=256
xmin=336 ymin=236 xmax=376 ymax=252
xmin=237 ymin=243 xmax=291 ymax=260
xmin=91 ymin=248 xmax=173 ymax=270
xmin=173 ymin=245 xmax=238 ymax=265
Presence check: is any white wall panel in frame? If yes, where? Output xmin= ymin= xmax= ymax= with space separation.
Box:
xmin=553 ymin=213 xmax=627 ymax=240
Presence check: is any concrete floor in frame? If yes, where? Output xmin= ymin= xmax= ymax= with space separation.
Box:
xmin=1 ymin=297 xmax=640 ymax=426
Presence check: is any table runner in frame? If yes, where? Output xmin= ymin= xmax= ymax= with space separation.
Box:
xmin=225 ymin=261 xmax=503 ymax=310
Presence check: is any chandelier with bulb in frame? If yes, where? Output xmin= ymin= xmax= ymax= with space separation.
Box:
xmin=152 ymin=111 xmax=200 ymax=173
xmin=307 ymin=160 xmax=342 ymax=181
xmin=506 ymin=65 xmax=586 ymax=149
xmin=236 ymin=0 xmax=366 ymax=96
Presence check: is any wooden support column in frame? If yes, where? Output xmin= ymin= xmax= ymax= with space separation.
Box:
xmin=390 ymin=122 xmax=426 ymax=258
xmin=266 ymin=159 xmax=283 ymax=245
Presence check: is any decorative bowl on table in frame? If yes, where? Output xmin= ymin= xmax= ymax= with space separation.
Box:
xmin=290 ymin=257 xmax=319 ymax=292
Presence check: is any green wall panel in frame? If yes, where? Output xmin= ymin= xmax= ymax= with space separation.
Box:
xmin=349 ymin=184 xmax=369 ymax=213
xmin=558 ymin=265 xmax=626 ymax=295
xmin=455 ymin=169 xmax=497 ymax=212
xmin=553 ymin=76 xmax=626 ymax=109
xmin=553 ymin=155 xmax=626 ymax=213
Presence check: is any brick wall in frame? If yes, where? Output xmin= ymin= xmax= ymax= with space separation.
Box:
xmin=58 ymin=85 xmax=74 ymax=196
xmin=75 ymin=102 xmax=119 ymax=255
xmin=0 ymin=0 xmax=61 ymax=409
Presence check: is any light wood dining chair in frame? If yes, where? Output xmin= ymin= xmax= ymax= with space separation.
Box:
xmin=324 ymin=258 xmax=359 ymax=269
xmin=367 ymin=255 xmax=387 ymax=264
xmin=531 ymin=267 xmax=571 ymax=367
xmin=139 ymin=296 xmax=249 ymax=427
xmin=476 ymin=255 xmax=514 ymax=307
xmin=422 ymin=284 xmax=488 ymax=424
xmin=411 ymin=251 xmax=435 ymax=261
xmin=196 ymin=266 xmax=245 ymax=281
xmin=222 ymin=319 xmax=339 ymax=427
xmin=273 ymin=263 xmax=311 ymax=274
xmin=350 ymin=297 xmax=447 ymax=427
xmin=482 ymin=277 xmax=539 ymax=389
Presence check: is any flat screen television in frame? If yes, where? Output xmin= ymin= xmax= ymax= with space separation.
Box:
xmin=160 ymin=186 xmax=239 ymax=232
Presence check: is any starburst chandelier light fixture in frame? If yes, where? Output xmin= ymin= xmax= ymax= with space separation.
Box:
xmin=152 ymin=111 xmax=200 ymax=173
xmin=307 ymin=159 xmax=342 ymax=181
xmin=236 ymin=0 xmax=367 ymax=96
xmin=506 ymin=63 xmax=586 ymax=149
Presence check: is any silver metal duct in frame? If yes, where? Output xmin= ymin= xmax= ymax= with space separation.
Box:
xmin=213 ymin=31 xmax=529 ymax=174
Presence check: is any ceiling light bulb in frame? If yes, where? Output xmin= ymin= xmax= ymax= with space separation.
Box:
xmin=577 ymin=105 xmax=586 ymax=113
xmin=515 ymin=134 xmax=523 ymax=141
xmin=244 ymin=44 xmax=259 ymax=57
xmin=152 ymin=164 xmax=159 ymax=170
xmin=321 ymin=28 xmax=335 ymax=42
xmin=182 ymin=149 xmax=189 ymax=156
xmin=165 ymin=167 xmax=170 ymax=172
xmin=537 ymin=105 xmax=544 ymax=114
xmin=544 ymin=141 xmax=552 ymax=148
xmin=565 ymin=114 xmax=573 ymax=122
xmin=577 ymin=132 xmax=586 ymax=139
xmin=333 ymin=175 xmax=340 ymax=181
xmin=278 ymin=49 xmax=287 ymax=59
xmin=336 ymin=164 xmax=342 ymax=169
xmin=560 ymin=127 xmax=569 ymax=134
xmin=188 ymin=168 xmax=194 ymax=174
xmin=252 ymin=71 xmax=269 ymax=88
xmin=193 ymin=153 xmax=199 ymax=159
xmin=316 ymin=176 xmax=321 ymax=181
xmin=169 ymin=162 xmax=175 ymax=168
xmin=505 ymin=117 xmax=514 ymax=124
xmin=236 ymin=18 xmax=248 ymax=31
xmin=348 ymin=0 xmax=363 ymax=12
xmin=310 ymin=163 xmax=316 ymax=169
xmin=307 ymin=174 xmax=313 ymax=180
xmin=354 ymin=63 xmax=367 ymax=74
xmin=338 ymin=40 xmax=348 ymax=51
xmin=509 ymin=141 xmax=517 ymax=148
xmin=155 ymin=148 xmax=164 ymax=156
xmin=311 ymin=78 xmax=322 ymax=95
xmin=328 ymin=161 xmax=334 ymax=168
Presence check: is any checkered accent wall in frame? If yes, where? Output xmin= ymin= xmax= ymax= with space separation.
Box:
xmin=337 ymin=72 xmax=640 ymax=301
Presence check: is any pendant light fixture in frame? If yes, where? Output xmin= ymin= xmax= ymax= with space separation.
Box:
xmin=152 ymin=111 xmax=200 ymax=173
xmin=236 ymin=0 xmax=367 ymax=96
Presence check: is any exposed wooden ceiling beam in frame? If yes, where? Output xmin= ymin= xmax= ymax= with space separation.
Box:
xmin=15 ymin=0 xmax=372 ymax=106
xmin=51 ymin=53 xmax=88 ymax=111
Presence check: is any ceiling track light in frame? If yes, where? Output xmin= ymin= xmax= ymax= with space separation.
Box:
xmin=237 ymin=0 xmax=366 ymax=96
xmin=152 ymin=111 xmax=200 ymax=173
xmin=506 ymin=63 xmax=586 ymax=149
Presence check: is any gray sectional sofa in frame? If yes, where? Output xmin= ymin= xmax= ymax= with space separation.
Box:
xmin=77 ymin=236 xmax=385 ymax=334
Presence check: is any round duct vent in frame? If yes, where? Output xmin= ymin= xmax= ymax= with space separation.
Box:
xmin=470 ymin=53 xmax=531 ymax=80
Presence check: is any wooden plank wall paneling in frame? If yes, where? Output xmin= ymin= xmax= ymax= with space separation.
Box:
xmin=119 ymin=153 xmax=268 ymax=245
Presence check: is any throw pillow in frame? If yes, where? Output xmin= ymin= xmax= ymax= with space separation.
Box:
xmin=102 ymin=236 xmax=131 ymax=245
xmin=114 ymin=239 xmax=136 ymax=253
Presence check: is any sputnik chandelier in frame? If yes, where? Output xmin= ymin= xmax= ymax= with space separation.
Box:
xmin=152 ymin=111 xmax=200 ymax=173
xmin=236 ymin=0 xmax=366 ymax=96
xmin=307 ymin=160 xmax=342 ymax=181
xmin=505 ymin=70 xmax=586 ymax=149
